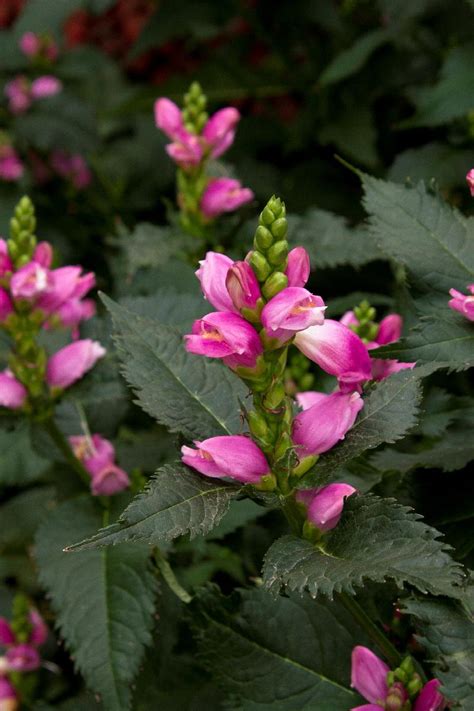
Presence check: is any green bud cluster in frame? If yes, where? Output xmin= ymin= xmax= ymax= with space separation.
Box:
xmin=386 ymin=657 xmax=423 ymax=701
xmin=8 ymin=195 xmax=37 ymax=269
xmin=350 ymin=300 xmax=379 ymax=343
xmin=10 ymin=593 xmax=33 ymax=644
xmin=249 ymin=196 xmax=289 ymax=300
xmin=182 ymin=81 xmax=208 ymax=135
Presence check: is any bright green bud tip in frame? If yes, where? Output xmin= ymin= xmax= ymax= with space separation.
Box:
xmin=406 ymin=676 xmax=422 ymax=698
xmin=260 ymin=206 xmax=275 ymax=225
xmin=400 ymin=657 xmax=415 ymax=675
xmin=255 ymin=225 xmax=274 ymax=250
xmin=292 ymin=455 xmax=318 ymax=477
xmin=262 ymin=271 xmax=288 ymax=300
xmin=267 ymin=240 xmax=288 ymax=266
xmin=247 ymin=410 xmax=270 ymax=439
xmin=271 ymin=218 xmax=288 ymax=239
xmin=255 ymin=473 xmax=277 ymax=491
xmin=249 ymin=251 xmax=271 ymax=281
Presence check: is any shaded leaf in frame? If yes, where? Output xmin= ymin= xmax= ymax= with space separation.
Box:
xmin=319 ymin=29 xmax=390 ymax=86
xmin=0 ymin=422 xmax=50 ymax=488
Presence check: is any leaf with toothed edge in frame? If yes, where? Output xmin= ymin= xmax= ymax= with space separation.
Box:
xmin=65 ymin=464 xmax=240 ymax=552
xmin=262 ymin=495 xmax=465 ymax=600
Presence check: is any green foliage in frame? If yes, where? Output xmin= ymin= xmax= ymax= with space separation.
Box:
xmin=66 ymin=465 xmax=239 ymax=551
xmin=0 ymin=487 xmax=55 ymax=551
xmin=0 ymin=422 xmax=50 ymax=487
xmin=35 ymin=497 xmax=157 ymax=711
xmin=403 ymin=595 xmax=474 ymax=708
xmin=193 ymin=584 xmax=365 ymax=710
xmin=102 ymin=295 xmax=247 ymax=439
xmin=319 ymin=28 xmax=391 ymax=86
xmin=263 ymin=495 xmax=464 ymax=599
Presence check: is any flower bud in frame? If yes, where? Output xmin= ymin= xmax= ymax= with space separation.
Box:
xmin=185 ymin=312 xmax=263 ymax=370
xmin=28 ymin=609 xmax=48 ymax=647
xmin=254 ymin=225 xmax=273 ymax=250
xmin=30 ymin=76 xmax=62 ymax=100
xmin=0 ymin=289 xmax=13 ymax=322
xmin=226 ymin=261 xmax=261 ymax=312
xmin=46 ymin=339 xmax=106 ymax=390
xmin=466 ymin=168 xmax=474 ymax=196
xmin=267 ymin=240 xmax=288 ymax=266
xmin=0 ymin=371 xmax=27 ymax=409
xmin=247 ymin=410 xmax=270 ymax=440
xmin=5 ymin=643 xmax=41 ymax=672
xmin=285 ymin=247 xmax=310 ymax=288
xmin=263 ymin=382 xmax=286 ymax=410
xmin=261 ymin=271 xmax=288 ymax=300
xmin=196 ymin=251 xmax=235 ymax=312
xmin=449 ymin=284 xmax=474 ymax=322
xmin=271 ymin=218 xmax=288 ymax=240
xmin=413 ymin=679 xmax=445 ymax=711
xmin=154 ymin=98 xmax=185 ymax=141
xmin=260 ymin=205 xmax=275 ymax=225
xmin=248 ymin=251 xmax=271 ymax=281
xmin=200 ymin=178 xmax=254 ymax=219
xmin=10 ymin=261 xmax=49 ymax=300
xmin=0 ymin=619 xmax=15 ymax=645
xmin=261 ymin=287 xmax=326 ymax=343
xmin=202 ymin=107 xmax=240 ymax=158
xmin=296 ymin=483 xmax=356 ymax=531
xmin=351 ymin=646 xmax=390 ymax=705
xmin=182 ymin=435 xmax=270 ymax=484
xmin=19 ymin=31 xmax=41 ymax=57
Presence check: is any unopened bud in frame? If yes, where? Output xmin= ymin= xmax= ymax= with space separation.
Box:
xmin=274 ymin=431 xmax=292 ymax=460
xmin=262 ymin=271 xmax=288 ymax=300
xmin=255 ymin=473 xmax=277 ymax=491
xmin=292 ymin=455 xmax=318 ymax=477
xmin=406 ymin=675 xmax=422 ymax=698
xmin=260 ymin=205 xmax=275 ymax=225
xmin=248 ymin=251 xmax=271 ymax=281
xmin=255 ymin=225 xmax=273 ymax=250
xmin=263 ymin=382 xmax=286 ymax=410
xmin=267 ymin=240 xmax=288 ymax=266
xmin=247 ymin=410 xmax=270 ymax=440
xmin=271 ymin=218 xmax=287 ymax=239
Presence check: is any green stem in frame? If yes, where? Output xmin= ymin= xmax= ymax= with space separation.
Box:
xmin=339 ymin=592 xmax=403 ymax=668
xmin=42 ymin=417 xmax=91 ymax=488
xmin=154 ymin=549 xmax=192 ymax=604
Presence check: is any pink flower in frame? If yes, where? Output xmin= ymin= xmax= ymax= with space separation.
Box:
xmin=0 ymin=289 xmax=13 ymax=321
xmin=0 ymin=678 xmax=17 ymax=705
xmin=0 ymin=239 xmax=13 ymax=275
xmin=5 ymin=644 xmax=40 ymax=672
xmin=202 ymin=107 xmax=240 ymax=158
xmin=154 ymin=98 xmax=203 ymax=168
xmin=0 ymin=619 xmax=15 ymax=645
xmin=285 ymin=247 xmax=310 ymax=288
xmin=37 ymin=266 xmax=95 ymax=314
xmin=50 ymin=151 xmax=92 ymax=189
xmin=449 ymin=284 xmax=474 ymax=322
xmin=466 ymin=169 xmax=474 ymax=196
xmin=19 ymin=31 xmax=41 ymax=56
xmin=33 ymin=241 xmax=53 ymax=268
xmin=154 ymin=98 xmax=186 ymax=141
xmin=46 ymin=339 xmax=106 ymax=389
xmin=57 ymin=299 xmax=96 ymax=337
xmin=0 ymin=371 xmax=27 ymax=409
xmin=182 ymin=435 xmax=269 ymax=484
xmin=196 ymin=251 xmax=236 ymax=312
xmin=90 ymin=464 xmax=130 ymax=496
xmin=294 ymin=320 xmax=372 ymax=392
xmin=28 ymin=610 xmax=48 ymax=647
xmin=414 ymin=679 xmax=445 ymax=711
xmin=368 ymin=314 xmax=415 ymax=382
xmin=30 ymin=75 xmax=62 ymax=100
xmin=166 ymin=134 xmax=203 ymax=168
xmin=0 ymin=145 xmax=24 ymax=182
xmin=293 ymin=390 xmax=363 ymax=457
xmin=261 ymin=287 xmax=326 ymax=343
xmin=296 ymin=483 xmax=356 ymax=531
xmin=10 ymin=262 xmax=50 ymax=300
xmin=351 ymin=646 xmax=390 ymax=708
xmin=69 ymin=434 xmax=129 ymax=496
xmin=185 ymin=312 xmax=263 ymax=369
xmin=200 ymin=178 xmax=254 ymax=219
xmin=4 ymin=76 xmax=31 ymax=114
xmin=226 ymin=261 xmax=261 ymax=312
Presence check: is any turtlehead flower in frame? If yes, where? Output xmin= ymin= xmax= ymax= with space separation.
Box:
xmin=182 ymin=435 xmax=269 ymax=484
xmin=294 ymin=320 xmax=372 ymax=392
xmin=261 ymin=287 xmax=325 ymax=343
xmin=10 ymin=262 xmax=50 ymax=300
xmin=466 ymin=169 xmax=474 ymax=196
xmin=185 ymin=312 xmax=263 ymax=369
xmin=33 ymin=241 xmax=53 ymax=268
xmin=226 ymin=261 xmax=261 ymax=312
xmin=413 ymin=679 xmax=445 ymax=711
xmin=200 ymin=178 xmax=254 ymax=219
xmin=30 ymin=76 xmax=62 ymax=100
xmin=196 ymin=251 xmax=236 ymax=312
xmin=201 ymin=107 xmax=240 ymax=158
xmin=0 ymin=145 xmax=24 ymax=182
xmin=449 ymin=284 xmax=474 ymax=322
xmin=19 ymin=32 xmax=58 ymax=61
xmin=285 ymin=247 xmax=310 ymax=288
xmin=0 ymin=239 xmax=13 ymax=275
xmin=293 ymin=391 xmax=363 ymax=457
xmin=5 ymin=644 xmax=40 ymax=672
xmin=50 ymin=151 xmax=92 ymax=189
xmin=0 ymin=371 xmax=27 ymax=409
xmin=69 ymin=434 xmax=130 ymax=496
xmin=296 ymin=483 xmax=356 ymax=531
xmin=4 ymin=76 xmax=31 ymax=114
xmin=366 ymin=314 xmax=416 ymax=382
xmin=46 ymin=339 xmax=106 ymax=389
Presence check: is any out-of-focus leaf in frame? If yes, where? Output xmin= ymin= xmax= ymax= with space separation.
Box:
xmin=319 ymin=29 xmax=390 ymax=86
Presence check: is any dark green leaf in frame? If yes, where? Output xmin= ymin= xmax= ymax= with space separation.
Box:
xmin=0 ymin=487 xmax=55 ymax=551
xmin=319 ymin=29 xmax=390 ymax=86
xmin=66 ymin=465 xmax=239 ymax=551
xmin=35 ymin=497 xmax=157 ymax=711
xmin=263 ymin=495 xmax=464 ymax=599
xmin=388 ymin=143 xmax=471 ymax=189
xmin=0 ymin=422 xmax=50 ymax=488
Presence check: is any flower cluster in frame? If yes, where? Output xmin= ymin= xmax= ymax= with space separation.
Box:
xmin=69 ymin=434 xmax=130 ymax=496
xmin=4 ymin=75 xmax=62 ymax=115
xmin=155 ymin=82 xmax=253 ymax=232
xmin=351 ymin=646 xmax=445 ymax=710
xmin=181 ymin=196 xmax=376 ymax=536
xmin=0 ymin=596 xmax=48 ymax=710
xmin=0 ymin=197 xmax=104 ymax=412
xmin=19 ymin=31 xmax=58 ymax=62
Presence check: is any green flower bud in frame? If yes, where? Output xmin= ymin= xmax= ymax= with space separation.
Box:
xmin=300 ymin=373 xmax=315 ymax=390
xmin=247 ymin=410 xmax=270 ymax=439
xmin=249 ymin=251 xmax=271 ymax=281
xmin=292 ymin=454 xmax=318 ymax=477
xmin=274 ymin=431 xmax=293 ymax=460
xmin=260 ymin=205 xmax=275 ymax=225
xmin=254 ymin=225 xmax=274 ymax=250
xmin=267 ymin=240 xmax=288 ymax=266
xmin=400 ymin=657 xmax=415 ymax=675
xmin=271 ymin=218 xmax=288 ymax=240
xmin=263 ymin=382 xmax=286 ymax=410
xmin=262 ymin=271 xmax=288 ymax=300
xmin=406 ymin=675 xmax=423 ymax=698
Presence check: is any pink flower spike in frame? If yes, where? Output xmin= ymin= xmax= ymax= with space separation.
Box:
xmin=19 ymin=31 xmax=41 ymax=56
xmin=46 ymin=339 xmax=106 ymax=390
xmin=202 ymin=107 xmax=240 ymax=158
xmin=0 ymin=678 xmax=17 ymax=704
xmin=0 ymin=371 xmax=28 ymax=409
xmin=196 ymin=251 xmax=236 ymax=312
xmin=182 ymin=435 xmax=269 ymax=484
xmin=185 ymin=311 xmax=263 ymax=369
xmin=226 ymin=261 xmax=261 ymax=312
xmin=466 ymin=169 xmax=474 ymax=196
xmin=10 ymin=262 xmax=50 ymax=300
xmin=292 ymin=391 xmax=363 ymax=457
xmin=30 ymin=75 xmax=62 ymax=100
xmin=28 ymin=609 xmax=48 ymax=647
xmin=449 ymin=284 xmax=474 ymax=322
xmin=154 ymin=98 xmax=185 ymax=141
xmin=90 ymin=464 xmax=130 ymax=496
xmin=413 ymin=679 xmax=445 ymax=711
xmin=201 ymin=178 xmax=254 ymax=219
xmin=5 ymin=644 xmax=41 ymax=672
xmin=294 ymin=319 xmax=372 ymax=391
xmin=285 ymin=247 xmax=311 ymax=288
xmin=297 ymin=483 xmax=356 ymax=531
xmin=351 ymin=646 xmax=390 ymax=705
xmin=0 ymin=288 xmax=13 ymax=321
xmin=33 ymin=241 xmax=53 ymax=268
xmin=0 ymin=617 xmax=15 ymax=645
xmin=261 ymin=287 xmax=326 ymax=343
xmin=0 ymin=145 xmax=24 ymax=182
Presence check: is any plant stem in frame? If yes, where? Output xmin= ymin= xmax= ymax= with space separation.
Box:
xmin=339 ymin=592 xmax=402 ymax=668
xmin=153 ymin=549 xmax=192 ymax=604
xmin=42 ymin=417 xmax=91 ymax=488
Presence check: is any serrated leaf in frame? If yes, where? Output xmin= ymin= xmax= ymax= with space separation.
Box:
xmin=288 ymin=209 xmax=383 ymax=270
xmin=66 ymin=464 xmax=239 ymax=551
xmin=263 ymin=495 xmax=464 ymax=599
xmin=102 ymin=295 xmax=246 ymax=439
xmin=0 ymin=487 xmax=55 ymax=551
xmin=361 ymin=176 xmax=474 ymax=295
xmin=35 ymin=497 xmax=157 ymax=711
xmin=300 ymin=368 xmax=425 ymax=487
xmin=388 ymin=143 xmax=471 ymax=189
xmin=122 ymin=223 xmax=194 ymax=276
xmin=193 ymin=585 xmax=365 ymax=710
xmin=319 ymin=28 xmax=390 ymax=86
xmin=120 ymin=286 xmax=209 ymax=331
xmin=403 ymin=596 xmax=474 ymax=709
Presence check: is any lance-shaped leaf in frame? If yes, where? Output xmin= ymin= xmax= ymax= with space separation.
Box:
xmin=35 ymin=497 xmax=157 ymax=711
xmin=360 ymin=175 xmax=474 ymax=295
xmin=192 ymin=584 xmax=367 ymax=710
xmin=66 ymin=464 xmax=239 ymax=551
xmin=403 ymin=596 xmax=474 ymax=709
xmin=102 ymin=294 xmax=246 ymax=439
xmin=300 ymin=368 xmax=425 ymax=487
xmin=263 ymin=495 xmax=464 ymax=600
xmin=319 ymin=28 xmax=391 ymax=86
